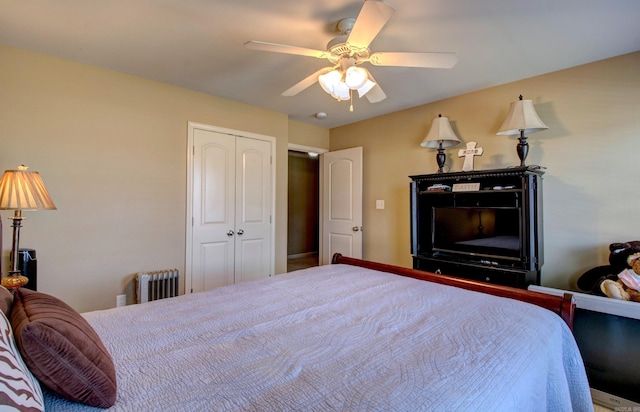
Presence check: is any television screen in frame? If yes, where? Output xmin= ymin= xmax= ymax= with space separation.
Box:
xmin=432 ymin=207 xmax=521 ymax=261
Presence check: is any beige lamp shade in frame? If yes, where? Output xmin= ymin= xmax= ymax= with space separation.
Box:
xmin=0 ymin=166 xmax=57 ymax=211
xmin=420 ymin=115 xmax=461 ymax=148
xmin=497 ymin=97 xmax=548 ymax=135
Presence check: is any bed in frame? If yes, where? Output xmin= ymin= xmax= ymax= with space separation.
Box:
xmin=3 ymin=255 xmax=592 ymax=411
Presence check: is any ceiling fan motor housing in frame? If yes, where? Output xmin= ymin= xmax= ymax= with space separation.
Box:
xmin=326 ymin=18 xmax=371 ymax=64
xmin=326 ymin=37 xmax=370 ymax=64
xmin=336 ymin=17 xmax=356 ymax=35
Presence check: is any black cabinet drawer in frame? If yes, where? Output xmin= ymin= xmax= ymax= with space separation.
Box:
xmin=413 ymin=256 xmax=536 ymax=288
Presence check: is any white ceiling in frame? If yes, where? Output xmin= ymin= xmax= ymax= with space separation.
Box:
xmin=1 ymin=0 xmax=638 ymax=128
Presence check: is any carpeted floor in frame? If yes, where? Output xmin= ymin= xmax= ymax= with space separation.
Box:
xmin=287 ymin=253 xmax=319 ymax=272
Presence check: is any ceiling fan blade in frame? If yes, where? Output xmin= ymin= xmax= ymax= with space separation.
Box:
xmin=365 ymin=84 xmax=387 ymax=103
xmin=244 ymin=40 xmax=328 ymax=59
xmin=363 ymin=71 xmax=386 ymax=103
xmin=282 ymin=67 xmax=334 ymax=96
xmin=347 ymin=0 xmax=395 ymax=49
xmin=369 ymin=52 xmax=458 ymax=68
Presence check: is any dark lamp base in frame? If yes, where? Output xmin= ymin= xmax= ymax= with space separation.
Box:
xmin=517 ymin=132 xmax=529 ymax=167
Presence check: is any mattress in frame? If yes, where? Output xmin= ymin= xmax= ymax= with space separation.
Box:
xmin=44 ymin=264 xmax=592 ymax=411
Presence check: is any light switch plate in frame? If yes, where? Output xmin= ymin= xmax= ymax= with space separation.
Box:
xmin=376 ymin=200 xmax=385 ymax=209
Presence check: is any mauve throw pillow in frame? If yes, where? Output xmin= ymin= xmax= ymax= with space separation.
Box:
xmin=10 ymin=288 xmax=117 ymax=407
xmin=0 ymin=285 xmax=13 ymax=316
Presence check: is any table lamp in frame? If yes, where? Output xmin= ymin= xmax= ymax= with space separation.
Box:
xmin=0 ymin=165 xmax=56 ymax=290
xmin=421 ymin=114 xmax=461 ymax=173
xmin=496 ymin=95 xmax=548 ymax=166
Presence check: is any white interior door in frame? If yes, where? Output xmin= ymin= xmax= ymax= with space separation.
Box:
xmin=321 ymin=147 xmax=363 ymax=265
xmin=234 ymin=137 xmax=272 ymax=282
xmin=191 ymin=129 xmax=235 ymax=292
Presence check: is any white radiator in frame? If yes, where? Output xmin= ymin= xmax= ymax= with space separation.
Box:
xmin=136 ymin=269 xmax=179 ymax=303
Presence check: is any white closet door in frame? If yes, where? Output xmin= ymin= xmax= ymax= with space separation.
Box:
xmin=192 ymin=129 xmax=236 ymax=292
xmin=234 ymin=137 xmax=272 ymax=283
xmin=189 ymin=125 xmax=273 ymax=293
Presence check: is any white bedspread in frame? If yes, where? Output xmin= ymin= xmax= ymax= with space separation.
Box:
xmin=44 ymin=264 xmax=592 ymax=411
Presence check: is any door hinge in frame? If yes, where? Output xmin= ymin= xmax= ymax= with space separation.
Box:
xmin=192 ymin=216 xmax=194 ymax=226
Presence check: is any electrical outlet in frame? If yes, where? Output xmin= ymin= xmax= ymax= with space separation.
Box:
xmin=116 ymin=294 xmax=126 ymax=307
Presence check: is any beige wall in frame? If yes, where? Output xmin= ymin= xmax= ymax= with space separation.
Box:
xmin=0 ymin=45 xmax=290 ymax=312
xmin=288 ymin=120 xmax=330 ymax=150
xmin=330 ymin=52 xmax=640 ymax=290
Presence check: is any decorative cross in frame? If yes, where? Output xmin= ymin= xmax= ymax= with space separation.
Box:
xmin=458 ymin=142 xmax=483 ymax=171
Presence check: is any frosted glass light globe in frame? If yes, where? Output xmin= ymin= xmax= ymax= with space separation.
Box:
xmin=344 ymin=66 xmax=368 ymax=89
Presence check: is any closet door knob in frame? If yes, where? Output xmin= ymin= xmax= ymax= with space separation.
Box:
xmin=352 ymin=227 xmax=360 ymax=232
xmin=237 ymin=229 xmax=244 ymax=235
xmin=227 ymin=230 xmax=234 ymax=236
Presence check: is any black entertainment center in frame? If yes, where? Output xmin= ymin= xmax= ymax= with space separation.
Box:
xmin=410 ymin=166 xmax=544 ymax=288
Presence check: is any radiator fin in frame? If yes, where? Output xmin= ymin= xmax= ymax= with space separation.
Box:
xmin=136 ymin=269 xmax=179 ymax=303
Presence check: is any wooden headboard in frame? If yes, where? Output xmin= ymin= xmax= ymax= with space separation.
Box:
xmin=331 ymin=254 xmax=575 ymax=330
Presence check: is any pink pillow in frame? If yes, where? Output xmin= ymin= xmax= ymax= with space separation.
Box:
xmin=0 ymin=285 xmax=13 ymax=316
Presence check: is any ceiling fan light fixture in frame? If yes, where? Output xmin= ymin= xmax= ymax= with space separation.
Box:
xmin=344 ymin=66 xmax=368 ymax=89
xmin=319 ymin=70 xmax=351 ymax=101
xmin=318 ymin=70 xmax=340 ymax=93
xmin=319 ymin=64 xmax=375 ymax=101
xmin=334 ymin=81 xmax=350 ymax=101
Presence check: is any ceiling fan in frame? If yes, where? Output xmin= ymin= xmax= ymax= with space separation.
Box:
xmin=244 ymin=0 xmax=457 ymax=107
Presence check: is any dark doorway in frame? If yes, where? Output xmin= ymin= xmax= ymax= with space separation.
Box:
xmin=287 ymin=150 xmax=319 ymax=272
